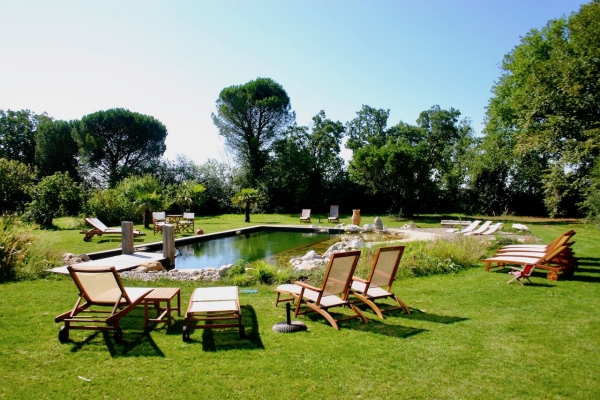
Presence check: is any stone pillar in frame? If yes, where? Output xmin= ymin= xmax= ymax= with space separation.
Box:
xmin=121 ymin=221 xmax=134 ymax=255
xmin=163 ymin=224 xmax=175 ymax=267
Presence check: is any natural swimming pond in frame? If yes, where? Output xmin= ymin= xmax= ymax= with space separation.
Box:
xmin=173 ymin=230 xmax=341 ymax=269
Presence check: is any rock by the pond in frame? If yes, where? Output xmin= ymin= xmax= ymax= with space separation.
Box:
xmin=218 ymin=264 xmax=234 ymax=277
xmin=138 ymin=261 xmax=165 ymax=272
xmin=120 ymin=267 xmax=220 ymax=282
xmin=62 ymin=253 xmax=91 ymax=265
xmin=290 ymin=250 xmax=327 ymax=271
xmin=344 ymin=224 xmax=362 ymax=233
xmin=362 ymin=224 xmax=374 ymax=232
xmin=512 ymin=223 xmax=529 ymax=232
xmin=374 ymin=217 xmax=384 ymax=230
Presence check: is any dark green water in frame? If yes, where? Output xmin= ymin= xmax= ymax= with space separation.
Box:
xmin=174 ymin=231 xmax=339 ymax=269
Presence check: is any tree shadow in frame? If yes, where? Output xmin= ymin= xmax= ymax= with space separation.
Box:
xmin=184 ymin=305 xmax=264 ymax=352
xmin=398 ymin=309 xmax=469 ymax=324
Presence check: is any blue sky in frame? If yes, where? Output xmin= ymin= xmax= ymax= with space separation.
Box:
xmin=0 ymin=0 xmax=587 ymax=164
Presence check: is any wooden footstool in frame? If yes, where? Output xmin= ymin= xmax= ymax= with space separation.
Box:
xmin=144 ymin=287 xmax=181 ymax=328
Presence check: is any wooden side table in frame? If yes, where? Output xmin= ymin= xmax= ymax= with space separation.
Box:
xmin=144 ymin=287 xmax=181 ymax=328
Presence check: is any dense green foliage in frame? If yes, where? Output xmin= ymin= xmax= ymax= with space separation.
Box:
xmin=0 ymin=158 xmax=35 ymax=214
xmin=212 ymin=77 xmax=295 ymax=187
xmin=480 ymin=1 xmax=600 ymax=217
xmin=73 ymin=108 xmax=168 ymax=188
xmin=24 ymin=172 xmax=82 ymax=226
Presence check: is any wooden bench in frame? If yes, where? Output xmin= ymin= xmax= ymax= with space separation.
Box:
xmin=440 ymin=220 xmax=472 ymax=228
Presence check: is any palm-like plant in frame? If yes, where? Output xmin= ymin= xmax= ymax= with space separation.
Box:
xmin=174 ymin=181 xmax=206 ymax=212
xmin=231 ymin=188 xmax=262 ymax=223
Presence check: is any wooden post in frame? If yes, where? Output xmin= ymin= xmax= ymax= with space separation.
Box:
xmin=163 ymin=224 xmax=175 ymax=267
xmin=121 ymin=221 xmax=134 ymax=255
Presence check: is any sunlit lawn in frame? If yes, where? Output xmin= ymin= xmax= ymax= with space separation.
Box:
xmin=1 ymin=215 xmax=599 ymax=398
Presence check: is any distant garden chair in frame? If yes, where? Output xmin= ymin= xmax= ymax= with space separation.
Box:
xmin=55 ymin=266 xmax=154 ymax=342
xmin=327 ymin=205 xmax=339 ymax=223
xmin=152 ymin=212 xmax=166 ymax=235
xmin=80 ymin=217 xmax=145 ymax=242
xmin=300 ymin=209 xmax=311 ymax=223
xmin=179 ymin=212 xmax=195 ymax=234
xmin=350 ymin=246 xmax=410 ymax=318
xmin=507 ymin=264 xmax=536 ymax=286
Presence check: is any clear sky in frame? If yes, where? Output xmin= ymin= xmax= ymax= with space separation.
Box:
xmin=0 ymin=0 xmax=587 ymax=164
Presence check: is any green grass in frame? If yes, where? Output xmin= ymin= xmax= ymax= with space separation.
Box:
xmin=1 ymin=215 xmax=599 ymax=398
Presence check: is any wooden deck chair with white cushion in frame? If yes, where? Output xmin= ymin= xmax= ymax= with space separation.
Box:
xmin=152 ymin=212 xmax=167 ymax=235
xmin=291 ymin=251 xmax=367 ymax=330
xmin=458 ymin=220 xmax=481 ymax=234
xmin=350 ymin=246 xmax=410 ymax=318
xmin=80 ymin=217 xmax=145 ymax=242
xmin=482 ymin=245 xmax=575 ymax=280
xmin=179 ymin=212 xmax=195 ymax=233
xmin=183 ymin=286 xmax=244 ymax=342
xmin=327 ymin=205 xmax=340 ymax=223
xmin=463 ymin=220 xmax=492 ymax=235
xmin=55 ymin=266 xmax=153 ymax=342
xmin=497 ymin=230 xmax=575 ymax=253
xmin=300 ymin=209 xmax=311 ymax=223
xmin=480 ymin=222 xmax=503 ymax=235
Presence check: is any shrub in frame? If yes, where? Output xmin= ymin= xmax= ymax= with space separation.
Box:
xmin=84 ymin=189 xmax=138 ymax=225
xmin=0 ymin=216 xmax=59 ymax=282
xmin=24 ymin=172 xmax=82 ymax=226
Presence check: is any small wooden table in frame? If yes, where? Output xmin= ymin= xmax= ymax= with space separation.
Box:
xmin=167 ymin=215 xmax=182 ymax=234
xmin=144 ymin=287 xmax=181 ymax=328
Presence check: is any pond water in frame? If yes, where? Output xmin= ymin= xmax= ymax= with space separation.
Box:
xmin=174 ymin=230 xmax=340 ymax=269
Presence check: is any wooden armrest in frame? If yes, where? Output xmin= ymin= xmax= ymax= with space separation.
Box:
xmin=294 ymin=281 xmax=322 ymax=292
xmin=352 ymin=276 xmax=368 ymax=283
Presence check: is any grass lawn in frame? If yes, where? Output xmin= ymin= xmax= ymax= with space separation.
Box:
xmin=1 ymin=215 xmax=599 ymax=398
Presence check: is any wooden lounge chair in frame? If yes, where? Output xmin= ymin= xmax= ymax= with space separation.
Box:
xmin=278 ymin=251 xmax=367 ymax=330
xmin=480 ymin=222 xmax=503 ymax=235
xmin=482 ymin=245 xmax=575 ymax=280
xmin=80 ymin=217 xmax=145 ymax=242
xmin=497 ymin=230 xmax=575 ymax=253
xmin=507 ymin=264 xmax=536 ymax=286
xmin=463 ymin=220 xmax=492 ymax=235
xmin=152 ymin=212 xmax=166 ymax=235
xmin=350 ymin=246 xmax=410 ymax=318
xmin=299 ymin=209 xmax=311 ymax=223
xmin=55 ymin=266 xmax=153 ymax=342
xmin=327 ymin=205 xmax=340 ymax=223
xmin=183 ymin=286 xmax=244 ymax=342
xmin=179 ymin=212 xmax=195 ymax=233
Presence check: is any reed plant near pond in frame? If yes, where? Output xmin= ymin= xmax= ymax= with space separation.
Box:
xmin=0 ymin=216 xmax=60 ymax=282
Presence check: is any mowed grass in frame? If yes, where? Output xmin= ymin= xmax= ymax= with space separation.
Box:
xmin=1 ymin=216 xmax=599 ymax=398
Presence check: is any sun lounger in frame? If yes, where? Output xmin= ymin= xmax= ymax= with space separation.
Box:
xmin=274 ymin=251 xmax=367 ymax=330
xmin=327 ymin=205 xmax=340 ymax=223
xmin=350 ymin=246 xmax=410 ymax=318
xmin=497 ymin=230 xmax=575 ymax=252
xmin=183 ymin=286 xmax=244 ymax=341
xmin=463 ymin=220 xmax=492 ymax=235
xmin=55 ymin=266 xmax=153 ymax=342
xmin=482 ymin=245 xmax=576 ymax=280
xmin=80 ymin=217 xmax=145 ymax=242
xmin=300 ymin=209 xmax=311 ymax=223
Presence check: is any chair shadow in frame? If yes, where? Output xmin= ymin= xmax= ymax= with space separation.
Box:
xmin=184 ymin=305 xmax=264 ymax=352
xmin=398 ymin=309 xmax=469 ymax=324
xmin=301 ymin=309 xmax=427 ymax=339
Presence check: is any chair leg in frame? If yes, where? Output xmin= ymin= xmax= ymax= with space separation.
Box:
xmin=393 ymin=295 xmax=411 ymax=314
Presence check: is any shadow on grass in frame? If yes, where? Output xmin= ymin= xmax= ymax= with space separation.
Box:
xmin=566 ymin=274 xmax=600 ymax=283
xmin=399 ymin=309 xmax=469 ymax=324
xmin=577 ymin=257 xmax=600 ymax=268
xmin=184 ymin=305 xmax=264 ymax=352
xmin=301 ymin=309 xmax=427 ymax=339
xmin=63 ymin=328 xmax=165 ymax=358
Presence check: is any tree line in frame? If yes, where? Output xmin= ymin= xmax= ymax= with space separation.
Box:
xmin=1 ymin=1 xmax=599 ymax=225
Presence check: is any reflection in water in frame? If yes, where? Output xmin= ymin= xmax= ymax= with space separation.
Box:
xmin=174 ymin=231 xmax=338 ymax=269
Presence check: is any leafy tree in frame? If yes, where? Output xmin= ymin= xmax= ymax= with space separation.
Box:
xmin=117 ymin=174 xmax=170 ymax=228
xmin=196 ymin=159 xmax=238 ymax=214
xmin=266 ymin=111 xmax=345 ymax=211
xmin=212 ymin=77 xmax=295 ymax=186
xmin=0 ymin=158 xmax=36 ymax=214
xmin=231 ymin=188 xmax=262 ymax=223
xmin=35 ymin=118 xmax=80 ymax=179
xmin=484 ymin=1 xmax=600 ymax=216
xmin=72 ymin=108 xmax=168 ymax=188
xmin=172 ymin=180 xmax=206 ymax=212
xmin=25 ymin=172 xmax=82 ymax=226
xmin=348 ymin=106 xmax=475 ymax=216
xmin=345 ymin=105 xmax=391 ymax=151
xmin=84 ymin=188 xmax=138 ymax=226
xmin=154 ymin=155 xmax=199 ymax=186
xmin=0 ymin=109 xmax=47 ymax=166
